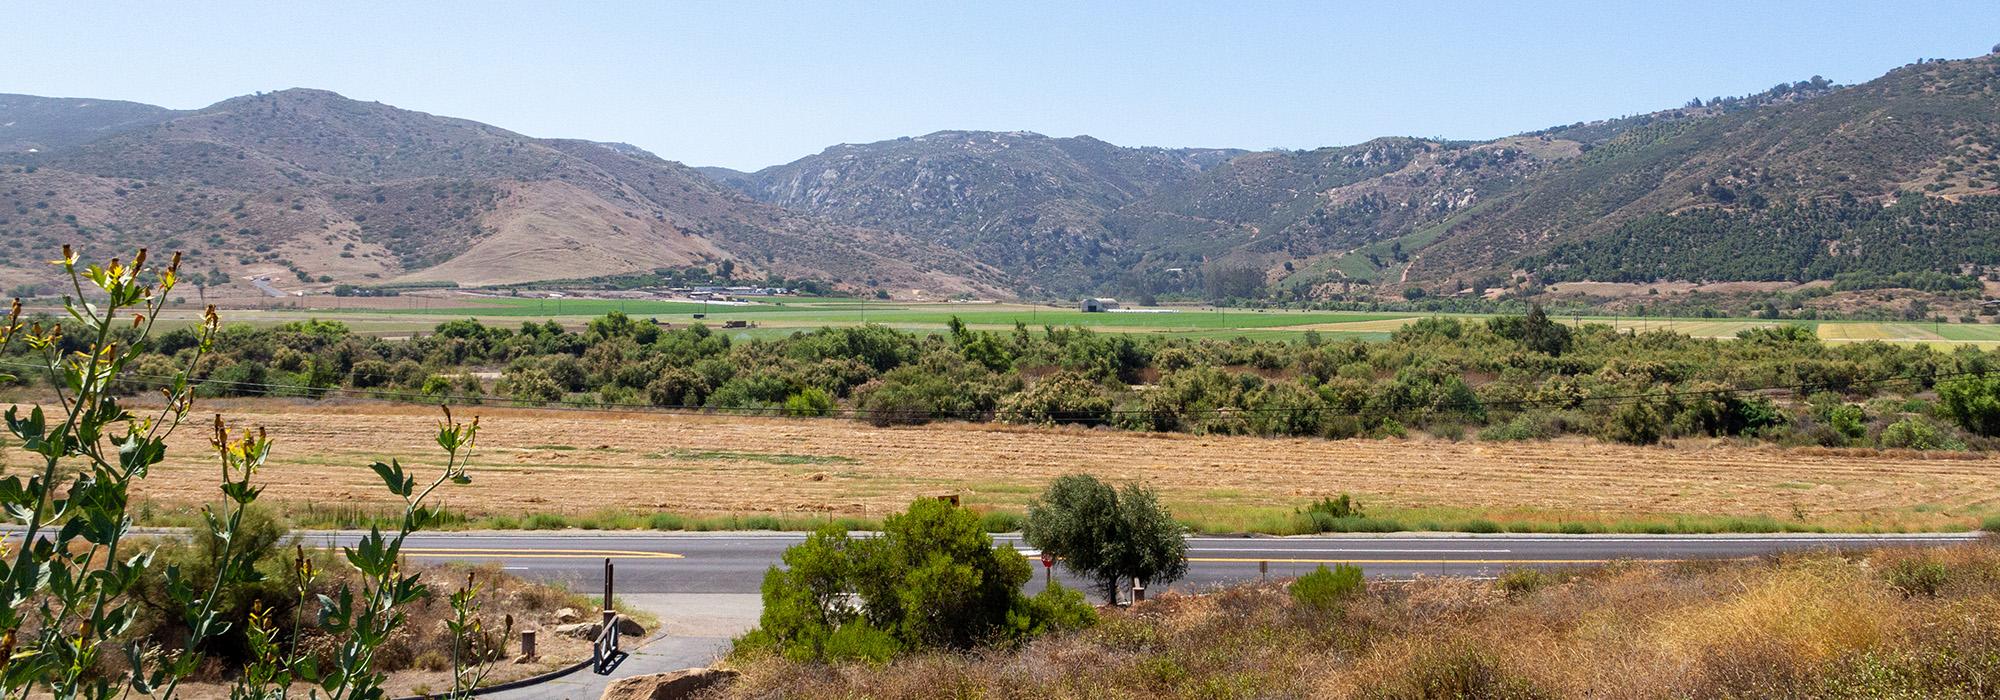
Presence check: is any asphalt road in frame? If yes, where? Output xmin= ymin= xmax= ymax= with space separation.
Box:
xmin=304 ymin=530 xmax=1985 ymax=597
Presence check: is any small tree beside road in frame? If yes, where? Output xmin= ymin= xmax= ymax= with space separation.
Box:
xmin=1023 ymin=474 xmax=1189 ymax=604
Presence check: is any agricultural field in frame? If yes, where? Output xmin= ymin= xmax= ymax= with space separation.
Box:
xmin=92 ymin=400 xmax=2000 ymax=534
xmin=119 ymin=295 xmax=2000 ymax=347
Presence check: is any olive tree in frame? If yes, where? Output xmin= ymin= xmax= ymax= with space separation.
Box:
xmin=1023 ymin=474 xmax=1188 ymax=603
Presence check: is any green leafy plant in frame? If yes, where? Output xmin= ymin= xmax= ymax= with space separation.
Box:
xmin=742 ymin=498 xmax=1093 ymax=663
xmin=1023 ymin=474 xmax=1189 ymax=604
xmin=1290 ymin=564 xmax=1366 ymax=610
xmin=0 ymin=246 xmax=489 ymax=700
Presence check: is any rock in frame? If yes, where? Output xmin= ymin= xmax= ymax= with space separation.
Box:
xmin=615 ymin=616 xmax=646 ymax=637
xmin=554 ymin=607 xmax=581 ymax=623
xmin=599 ymin=668 xmax=740 ymax=700
xmin=554 ymin=622 xmax=602 ymax=640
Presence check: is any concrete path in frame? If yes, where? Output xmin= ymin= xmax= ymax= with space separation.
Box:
xmin=486 ymin=593 xmax=758 ymax=700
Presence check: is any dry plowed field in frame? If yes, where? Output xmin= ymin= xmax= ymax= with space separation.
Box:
xmin=46 ymin=400 xmax=1998 ymax=531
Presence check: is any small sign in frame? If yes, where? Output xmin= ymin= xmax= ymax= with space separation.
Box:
xmin=1040 ymin=552 xmax=1055 ymax=568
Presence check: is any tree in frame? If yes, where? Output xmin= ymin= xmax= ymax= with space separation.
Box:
xmin=1024 ymin=474 xmax=1189 ymax=603
xmin=1522 ymin=304 xmax=1572 ymax=356
xmin=1938 ymin=374 xmax=2000 ymax=437
xmin=745 ymin=499 xmax=1093 ymax=662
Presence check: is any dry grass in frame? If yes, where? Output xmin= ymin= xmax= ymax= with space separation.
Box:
xmin=154 ymin=560 xmax=599 ymax=699
xmin=60 ymin=399 xmax=2000 ymax=532
xmin=717 ymin=540 xmax=2000 ymax=699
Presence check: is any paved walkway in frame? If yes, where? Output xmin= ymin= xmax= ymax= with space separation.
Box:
xmin=487 ymin=594 xmax=759 ymax=700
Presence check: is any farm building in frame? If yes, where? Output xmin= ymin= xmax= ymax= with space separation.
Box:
xmin=1080 ymin=297 xmax=1120 ymax=312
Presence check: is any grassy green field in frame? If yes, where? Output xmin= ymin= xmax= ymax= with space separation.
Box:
xmin=149 ymin=295 xmax=2000 ymax=346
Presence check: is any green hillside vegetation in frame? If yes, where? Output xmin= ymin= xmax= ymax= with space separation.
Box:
xmin=1526 ymin=195 xmax=2000 ymax=283
xmin=1428 ymin=54 xmax=2000 ymax=288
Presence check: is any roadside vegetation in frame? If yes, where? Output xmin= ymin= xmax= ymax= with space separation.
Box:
xmin=720 ymin=539 xmax=2000 ymax=699
xmin=0 ymin=248 xmax=550 ymax=699
xmin=14 ymin=302 xmax=2000 ymax=453
xmin=739 ymin=476 xmax=1187 ymax=665
xmin=739 ymin=498 xmax=1100 ymax=664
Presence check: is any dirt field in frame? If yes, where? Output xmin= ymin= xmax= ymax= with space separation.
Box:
xmin=38 ymin=400 xmax=1994 ymax=532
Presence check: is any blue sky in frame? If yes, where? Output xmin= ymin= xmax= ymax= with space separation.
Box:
xmin=6 ymin=1 xmax=1998 ymax=170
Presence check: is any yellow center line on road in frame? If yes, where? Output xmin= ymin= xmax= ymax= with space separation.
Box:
xmin=402 ymin=548 xmax=684 ymax=560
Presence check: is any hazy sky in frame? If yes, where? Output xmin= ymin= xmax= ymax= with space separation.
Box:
xmin=6 ymin=1 xmax=1998 ymax=170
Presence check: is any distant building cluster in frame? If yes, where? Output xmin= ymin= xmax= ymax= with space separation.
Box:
xmin=686 ymin=285 xmax=790 ymax=300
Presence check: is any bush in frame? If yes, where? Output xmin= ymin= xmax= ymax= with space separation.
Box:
xmin=996 ymin=371 xmax=1116 ymax=426
xmin=1290 ymin=564 xmax=1365 ymax=611
xmin=852 ymin=359 xmax=1001 ymax=426
xmin=1300 ymin=494 xmax=1363 ymax=519
xmin=1827 ymin=404 xmax=1867 ymax=440
xmin=749 ymin=499 xmax=1083 ymax=662
xmin=1879 ymin=417 xmax=1966 ymax=451
xmin=504 ymin=368 xmax=564 ymax=405
xmin=1479 ymin=411 xmax=1564 ymax=441
xmin=1496 ymin=568 xmax=1550 ymax=595
xmin=1012 ymin=582 xmax=1097 ymax=637
xmin=1937 ymin=374 xmax=2000 ymax=437
xmin=1883 ymin=557 xmax=1949 ymax=598
xmin=1603 ymin=400 xmax=1665 ymax=445
xmin=783 ymin=387 xmax=836 ymax=417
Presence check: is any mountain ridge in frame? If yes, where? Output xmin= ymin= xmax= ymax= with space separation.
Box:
xmin=0 ymin=89 xmax=1002 ymax=297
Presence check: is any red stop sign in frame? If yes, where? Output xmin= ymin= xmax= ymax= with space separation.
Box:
xmin=1040 ymin=552 xmax=1055 ymax=568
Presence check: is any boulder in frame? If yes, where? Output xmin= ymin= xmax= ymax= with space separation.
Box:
xmin=554 ymin=607 xmax=581 ymax=623
xmin=615 ymin=616 xmax=646 ymax=637
xmin=600 ymin=668 xmax=739 ymax=700
xmin=554 ymin=622 xmax=602 ymax=640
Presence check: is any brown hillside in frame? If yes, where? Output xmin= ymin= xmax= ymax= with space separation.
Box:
xmin=0 ymin=89 xmax=999 ymax=297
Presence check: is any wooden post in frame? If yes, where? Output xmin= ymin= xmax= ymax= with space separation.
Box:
xmin=1259 ymin=560 xmax=1268 ymax=580
xmin=519 ymin=630 xmax=537 ymax=662
xmin=603 ymin=558 xmax=614 ymax=611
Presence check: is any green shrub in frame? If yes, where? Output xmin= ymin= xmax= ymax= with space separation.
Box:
xmin=1300 ymin=494 xmax=1363 ymax=519
xmin=504 ymin=368 xmax=564 ymax=405
xmin=783 ymin=388 xmax=836 ymax=417
xmin=1879 ymin=417 xmax=1966 ymax=451
xmin=1827 ymin=404 xmax=1867 ymax=440
xmin=748 ymin=499 xmax=1083 ymax=662
xmin=1478 ymin=412 xmax=1562 ymax=441
xmin=1983 ymin=515 xmax=2000 ymax=532
xmin=996 ymin=371 xmax=1116 ymax=426
xmin=819 ymin=622 xmax=901 ymax=663
xmin=1011 ymin=582 xmax=1098 ymax=638
xmin=1883 ymin=558 xmax=1949 ymax=597
xmin=1603 ymin=400 xmax=1665 ymax=445
xmin=1496 ymin=568 xmax=1550 ymax=595
xmin=647 ymin=513 xmax=687 ymax=530
xmin=1290 ymin=564 xmax=1365 ymax=611
xmin=1938 ymin=374 xmax=2000 ymax=437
